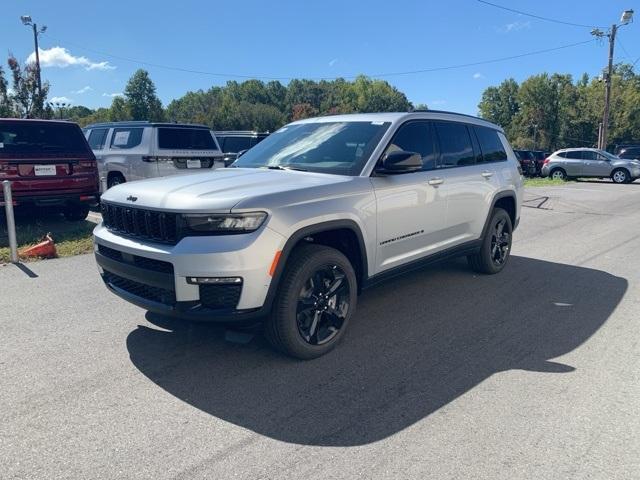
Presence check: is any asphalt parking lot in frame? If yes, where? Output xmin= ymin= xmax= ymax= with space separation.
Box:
xmin=1 ymin=181 xmax=639 ymax=480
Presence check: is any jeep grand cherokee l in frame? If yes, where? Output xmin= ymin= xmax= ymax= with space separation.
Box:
xmin=1 ymin=119 xmax=99 ymax=220
xmin=94 ymin=111 xmax=523 ymax=359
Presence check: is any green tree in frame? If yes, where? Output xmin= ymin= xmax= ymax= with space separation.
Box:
xmin=109 ymin=96 xmax=131 ymax=121
xmin=124 ymin=69 xmax=164 ymax=121
xmin=0 ymin=65 xmax=12 ymax=117
xmin=7 ymin=54 xmax=49 ymax=118
xmin=478 ymin=78 xmax=519 ymax=137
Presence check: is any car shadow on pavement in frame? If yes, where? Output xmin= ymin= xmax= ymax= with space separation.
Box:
xmin=126 ymin=256 xmax=627 ymax=447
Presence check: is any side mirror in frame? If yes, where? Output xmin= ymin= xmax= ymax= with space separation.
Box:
xmin=378 ymin=150 xmax=422 ymax=174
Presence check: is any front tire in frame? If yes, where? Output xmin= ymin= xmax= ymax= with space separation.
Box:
xmin=611 ymin=169 xmax=631 ymax=184
xmin=264 ymin=244 xmax=357 ymax=359
xmin=468 ymin=208 xmax=513 ymax=275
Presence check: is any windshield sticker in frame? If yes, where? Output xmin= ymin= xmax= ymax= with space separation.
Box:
xmin=113 ymin=131 xmax=130 ymax=146
xmin=371 ymin=121 xmax=384 ymax=125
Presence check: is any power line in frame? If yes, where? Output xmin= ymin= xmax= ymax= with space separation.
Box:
xmin=476 ymin=0 xmax=606 ymax=29
xmin=40 ymin=35 xmax=597 ymax=81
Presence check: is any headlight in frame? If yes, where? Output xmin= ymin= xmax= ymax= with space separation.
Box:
xmin=182 ymin=212 xmax=267 ymax=233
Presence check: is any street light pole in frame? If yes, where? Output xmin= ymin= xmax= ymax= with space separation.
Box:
xmin=20 ymin=15 xmax=46 ymax=99
xmin=31 ymin=23 xmax=42 ymax=96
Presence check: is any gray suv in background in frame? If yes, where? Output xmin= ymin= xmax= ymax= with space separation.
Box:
xmin=541 ymin=148 xmax=640 ymax=183
xmin=84 ymin=121 xmax=224 ymax=190
xmin=94 ymin=111 xmax=523 ymax=359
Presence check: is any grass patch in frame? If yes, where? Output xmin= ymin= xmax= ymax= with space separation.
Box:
xmin=0 ymin=213 xmax=95 ymax=263
xmin=524 ymin=177 xmax=575 ymax=187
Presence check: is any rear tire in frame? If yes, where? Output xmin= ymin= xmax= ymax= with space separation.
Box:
xmin=264 ymin=244 xmax=357 ymax=359
xmin=63 ymin=204 xmax=90 ymax=222
xmin=611 ymin=169 xmax=631 ymax=184
xmin=468 ymin=208 xmax=513 ymax=275
xmin=107 ymin=173 xmax=126 ymax=189
xmin=550 ymin=168 xmax=567 ymax=181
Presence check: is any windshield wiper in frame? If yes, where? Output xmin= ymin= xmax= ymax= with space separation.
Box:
xmin=262 ymin=165 xmax=308 ymax=172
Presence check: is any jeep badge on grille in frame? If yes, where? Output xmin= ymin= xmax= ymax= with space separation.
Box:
xmin=126 ymin=195 xmax=138 ymax=202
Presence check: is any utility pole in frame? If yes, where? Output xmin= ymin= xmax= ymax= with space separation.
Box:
xmin=592 ymin=10 xmax=634 ymax=151
xmin=600 ymin=24 xmax=617 ymax=151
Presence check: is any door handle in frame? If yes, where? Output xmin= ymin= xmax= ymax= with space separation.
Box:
xmin=481 ymin=171 xmax=493 ymax=178
xmin=427 ymin=177 xmax=444 ymax=186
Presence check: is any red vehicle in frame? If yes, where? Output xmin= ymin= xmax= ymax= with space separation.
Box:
xmin=0 ymin=119 xmax=99 ymax=220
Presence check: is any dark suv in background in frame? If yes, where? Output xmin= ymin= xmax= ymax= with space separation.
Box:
xmin=214 ymin=130 xmax=269 ymax=164
xmin=616 ymin=145 xmax=640 ymax=160
xmin=0 ymin=119 xmax=99 ymax=220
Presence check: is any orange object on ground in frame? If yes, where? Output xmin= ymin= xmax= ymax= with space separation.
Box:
xmin=19 ymin=233 xmax=58 ymax=259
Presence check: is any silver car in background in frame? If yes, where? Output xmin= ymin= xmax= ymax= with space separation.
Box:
xmin=541 ymin=147 xmax=640 ymax=183
xmin=83 ymin=121 xmax=224 ymax=191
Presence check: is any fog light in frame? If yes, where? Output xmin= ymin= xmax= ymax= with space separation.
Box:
xmin=187 ymin=277 xmax=242 ymax=285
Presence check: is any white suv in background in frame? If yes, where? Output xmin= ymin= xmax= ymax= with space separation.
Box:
xmin=83 ymin=121 xmax=224 ymax=191
xmin=94 ymin=111 xmax=523 ymax=359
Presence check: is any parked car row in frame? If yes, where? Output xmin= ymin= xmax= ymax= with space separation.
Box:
xmin=513 ymin=149 xmax=549 ymax=177
xmin=0 ymin=119 xmax=271 ymax=220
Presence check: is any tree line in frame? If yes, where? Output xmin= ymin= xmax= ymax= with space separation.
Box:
xmin=478 ymin=63 xmax=640 ymax=151
xmin=3 ymin=54 xmax=639 ymax=150
xmin=0 ymin=59 xmax=413 ymax=130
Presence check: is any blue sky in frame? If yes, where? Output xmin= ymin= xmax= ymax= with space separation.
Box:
xmin=1 ymin=0 xmax=638 ymax=115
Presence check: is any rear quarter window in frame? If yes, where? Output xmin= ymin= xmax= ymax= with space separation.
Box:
xmin=0 ymin=122 xmax=91 ymax=158
xmin=474 ymin=126 xmax=507 ymax=163
xmin=158 ymin=128 xmax=219 ymax=150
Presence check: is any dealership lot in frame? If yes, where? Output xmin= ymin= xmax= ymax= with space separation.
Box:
xmin=1 ymin=181 xmax=639 ymax=479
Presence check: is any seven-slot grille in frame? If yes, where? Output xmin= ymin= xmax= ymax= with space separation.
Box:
xmin=101 ymin=202 xmax=178 ymax=244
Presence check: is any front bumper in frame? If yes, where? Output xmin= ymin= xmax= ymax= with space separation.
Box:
xmin=93 ymin=222 xmax=286 ymax=322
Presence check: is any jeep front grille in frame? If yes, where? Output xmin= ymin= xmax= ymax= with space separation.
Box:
xmin=101 ymin=202 xmax=178 ymax=244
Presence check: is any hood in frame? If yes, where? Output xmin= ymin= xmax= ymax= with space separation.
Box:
xmin=100 ymin=167 xmax=351 ymax=212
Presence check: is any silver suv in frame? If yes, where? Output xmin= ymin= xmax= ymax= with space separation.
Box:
xmin=94 ymin=111 xmax=523 ymax=359
xmin=541 ymin=148 xmax=640 ymax=183
xmin=83 ymin=121 xmax=224 ymax=191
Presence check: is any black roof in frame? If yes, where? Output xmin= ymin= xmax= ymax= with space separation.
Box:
xmin=85 ymin=121 xmax=210 ymax=129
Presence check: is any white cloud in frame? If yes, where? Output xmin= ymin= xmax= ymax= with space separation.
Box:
xmin=102 ymin=92 xmax=123 ymax=98
xmin=27 ymin=47 xmax=115 ymax=71
xmin=72 ymin=86 xmax=93 ymax=94
xmin=500 ymin=21 xmax=531 ymax=33
xmin=328 ymin=58 xmax=338 ymax=67
xmin=473 ymin=72 xmax=485 ymax=79
xmin=49 ymin=96 xmax=72 ymax=104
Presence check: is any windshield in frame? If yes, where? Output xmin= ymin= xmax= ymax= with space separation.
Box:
xmin=600 ymin=150 xmax=620 ymax=161
xmin=232 ymin=121 xmax=391 ymax=175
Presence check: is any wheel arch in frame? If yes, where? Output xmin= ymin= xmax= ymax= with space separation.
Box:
xmin=263 ymin=220 xmax=369 ymax=312
xmin=481 ymin=190 xmax=518 ymax=239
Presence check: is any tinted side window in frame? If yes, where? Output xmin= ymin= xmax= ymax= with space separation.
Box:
xmin=385 ymin=121 xmax=437 ymax=171
xmin=222 ymin=136 xmax=253 ymax=153
xmin=565 ymin=151 xmax=582 ymax=159
xmin=435 ymin=122 xmax=475 ymax=167
xmin=474 ymin=126 xmax=507 ymax=163
xmin=158 ymin=128 xmax=217 ymax=150
xmin=87 ymin=128 xmax=108 ymax=150
xmin=581 ymin=150 xmax=597 ymax=160
xmin=556 ymin=152 xmax=567 ymax=158
xmin=110 ymin=128 xmax=143 ymax=149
